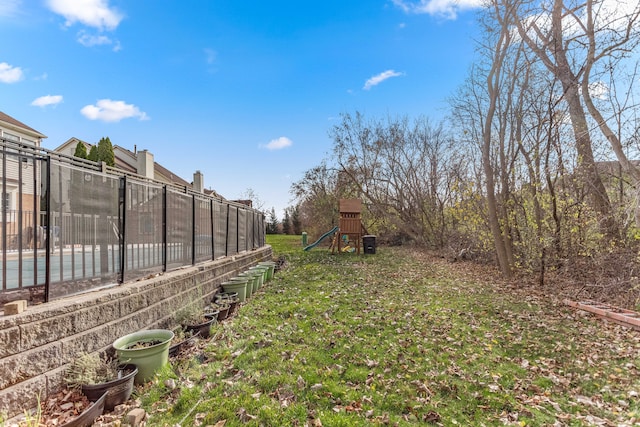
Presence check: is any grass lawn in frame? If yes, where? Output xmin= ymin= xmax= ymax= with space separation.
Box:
xmin=135 ymin=234 xmax=640 ymax=426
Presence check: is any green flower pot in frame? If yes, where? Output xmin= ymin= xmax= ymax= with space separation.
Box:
xmin=230 ymin=275 xmax=253 ymax=298
xmin=241 ymin=271 xmax=261 ymax=293
xmin=258 ymin=261 xmax=276 ymax=281
xmin=222 ymin=280 xmax=248 ymax=302
xmin=112 ymin=329 xmax=174 ymax=384
xmin=248 ymin=266 xmax=267 ymax=287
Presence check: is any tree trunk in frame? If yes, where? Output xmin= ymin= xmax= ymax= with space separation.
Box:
xmin=482 ymin=26 xmax=513 ymax=277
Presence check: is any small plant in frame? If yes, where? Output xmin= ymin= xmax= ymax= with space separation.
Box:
xmin=172 ymin=326 xmax=199 ymax=342
xmin=16 ymin=394 xmax=42 ymax=427
xmin=176 ymin=301 xmax=206 ymax=325
xmin=65 ymin=352 xmax=120 ymax=388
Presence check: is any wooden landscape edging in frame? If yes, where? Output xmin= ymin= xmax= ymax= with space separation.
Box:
xmin=563 ymin=299 xmax=640 ymax=331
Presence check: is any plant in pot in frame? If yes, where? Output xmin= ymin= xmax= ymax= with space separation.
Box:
xmin=176 ymin=302 xmax=217 ymax=339
xmin=65 ymin=352 xmax=138 ymax=412
xmin=214 ymin=291 xmax=239 ymax=317
xmin=205 ymin=299 xmax=230 ymax=321
xmin=168 ymin=325 xmax=200 ymax=357
xmin=112 ymin=329 xmax=174 ymax=385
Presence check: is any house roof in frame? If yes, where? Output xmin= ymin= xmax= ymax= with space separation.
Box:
xmin=0 ymin=111 xmax=47 ymax=139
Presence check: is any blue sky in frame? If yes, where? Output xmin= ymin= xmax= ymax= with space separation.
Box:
xmin=1 ymin=0 xmax=482 ymax=217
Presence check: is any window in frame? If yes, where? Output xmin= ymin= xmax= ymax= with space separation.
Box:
xmin=2 ymin=191 xmax=10 ymax=211
xmin=2 ymin=185 xmax=17 ymax=220
xmin=2 ymin=131 xmax=20 ymax=142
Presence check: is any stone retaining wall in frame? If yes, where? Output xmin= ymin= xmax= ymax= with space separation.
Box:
xmin=0 ymin=246 xmax=272 ymax=419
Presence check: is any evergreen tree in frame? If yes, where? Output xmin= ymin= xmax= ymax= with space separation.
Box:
xmin=282 ymin=209 xmax=291 ymax=235
xmin=88 ymin=145 xmax=99 ymax=162
xmin=97 ymin=137 xmax=115 ymax=166
xmin=266 ymin=207 xmax=279 ymax=234
xmin=291 ymin=205 xmax=302 ymax=235
xmin=73 ymin=141 xmax=87 ymax=159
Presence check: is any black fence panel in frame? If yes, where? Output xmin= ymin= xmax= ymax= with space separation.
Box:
xmin=0 ymin=145 xmax=47 ymax=293
xmin=238 ymin=208 xmax=247 ymax=252
xmin=122 ymin=178 xmax=164 ymax=283
xmin=214 ymin=201 xmax=226 ymax=259
xmin=227 ymin=205 xmax=238 ymax=256
xmin=194 ymin=196 xmax=213 ymax=264
xmin=47 ymin=161 xmax=121 ymax=300
xmin=166 ymin=188 xmax=193 ymax=271
xmin=1 ymin=139 xmax=267 ymax=304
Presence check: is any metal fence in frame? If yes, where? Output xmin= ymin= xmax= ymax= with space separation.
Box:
xmin=0 ymin=138 xmax=266 ymax=302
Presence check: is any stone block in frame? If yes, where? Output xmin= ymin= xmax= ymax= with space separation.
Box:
xmin=60 ymin=327 xmax=115 ymax=362
xmin=0 ymin=342 xmax=62 ymax=389
xmin=0 ymin=375 xmax=47 ymax=419
xmin=20 ymin=314 xmax=74 ymax=349
xmin=119 ymin=293 xmax=148 ymax=316
xmin=4 ymin=300 xmax=27 ymax=315
xmin=71 ymin=300 xmax=119 ymax=332
xmin=127 ymin=407 xmax=146 ymax=426
xmin=0 ymin=326 xmax=20 ymax=358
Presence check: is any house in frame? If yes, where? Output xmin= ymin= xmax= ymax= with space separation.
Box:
xmin=53 ymin=138 xmax=223 ymax=198
xmin=0 ymin=111 xmax=46 ymax=148
xmin=0 ymin=112 xmax=47 ymax=248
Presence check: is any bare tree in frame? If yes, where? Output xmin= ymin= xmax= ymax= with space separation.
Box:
xmin=509 ymin=0 xmax=640 ymax=238
xmin=239 ymin=188 xmax=265 ymax=212
xmin=290 ymin=161 xmax=341 ymax=238
xmin=449 ymin=1 xmax=527 ymax=276
xmin=330 ymin=112 xmax=456 ymax=248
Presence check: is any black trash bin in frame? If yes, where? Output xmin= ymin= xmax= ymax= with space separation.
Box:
xmin=363 ymin=235 xmax=376 ymax=254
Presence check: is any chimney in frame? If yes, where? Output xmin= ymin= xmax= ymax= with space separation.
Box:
xmin=193 ymin=170 xmax=204 ymax=193
xmin=137 ymin=149 xmax=154 ymax=179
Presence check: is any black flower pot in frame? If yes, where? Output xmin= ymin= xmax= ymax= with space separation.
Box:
xmin=81 ymin=364 xmax=138 ymax=411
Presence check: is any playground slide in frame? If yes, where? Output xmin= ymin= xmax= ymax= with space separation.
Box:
xmin=303 ymin=226 xmax=339 ymax=251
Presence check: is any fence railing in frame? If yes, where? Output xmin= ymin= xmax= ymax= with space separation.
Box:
xmin=0 ymin=138 xmax=266 ymax=302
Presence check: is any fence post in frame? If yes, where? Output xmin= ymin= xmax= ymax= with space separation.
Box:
xmin=245 ymin=209 xmax=249 ymax=251
xmin=17 ymin=152 xmax=24 ymax=287
xmin=44 ymin=156 xmax=51 ymax=302
xmin=225 ymin=203 xmax=230 ymax=257
xmin=210 ymin=199 xmax=215 ymax=260
xmin=236 ymin=207 xmax=239 ymax=255
xmin=163 ymin=185 xmax=167 ymax=272
xmin=191 ymin=194 xmax=196 ymax=265
xmin=1 ymin=144 xmax=6 ymax=291
xmin=119 ymin=176 xmax=127 ymax=284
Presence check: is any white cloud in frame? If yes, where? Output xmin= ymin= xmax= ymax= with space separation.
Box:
xmin=585 ymin=81 xmax=609 ymax=100
xmin=263 ymin=137 xmax=293 ymax=150
xmin=81 ymin=99 xmax=149 ymax=122
xmin=363 ymin=70 xmax=403 ymax=90
xmin=0 ymin=62 xmax=24 ymax=83
xmin=31 ymin=95 xmax=63 ymax=107
xmin=392 ymin=0 xmax=483 ymax=19
xmin=77 ymin=31 xmax=112 ymax=47
xmin=46 ymin=0 xmax=123 ymax=31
